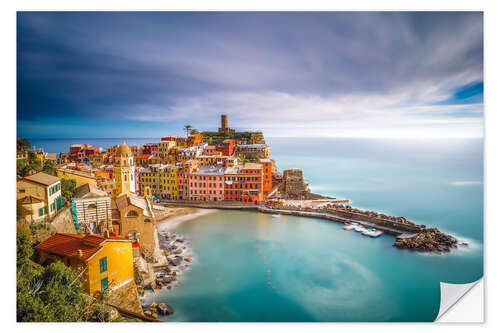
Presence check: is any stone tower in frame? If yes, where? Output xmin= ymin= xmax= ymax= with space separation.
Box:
xmin=221 ymin=114 xmax=228 ymax=130
xmin=219 ymin=114 xmax=230 ymax=133
xmin=113 ymin=140 xmax=136 ymax=197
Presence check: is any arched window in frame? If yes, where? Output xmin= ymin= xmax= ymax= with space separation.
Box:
xmin=144 ymin=218 xmax=151 ymax=223
xmin=126 ymin=210 xmax=139 ymax=217
xmin=87 ymin=203 xmax=97 ymax=209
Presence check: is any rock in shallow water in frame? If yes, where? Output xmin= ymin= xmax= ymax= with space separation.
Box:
xmin=157 ymin=303 xmax=174 ymax=316
xmin=393 ymin=228 xmax=458 ymax=252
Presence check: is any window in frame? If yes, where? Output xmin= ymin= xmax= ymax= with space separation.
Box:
xmin=126 ymin=211 xmax=139 ymax=217
xmin=101 ymin=277 xmax=109 ymax=292
xmin=99 ymin=257 xmax=107 ymax=273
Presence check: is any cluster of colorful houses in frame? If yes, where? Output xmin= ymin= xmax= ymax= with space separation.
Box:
xmin=16 ymin=116 xmax=299 ymax=312
xmin=54 ymin=119 xmax=278 ymax=204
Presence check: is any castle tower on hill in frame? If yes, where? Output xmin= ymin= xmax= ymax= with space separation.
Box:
xmin=113 ymin=140 xmax=136 ymax=197
xmin=218 ymin=114 xmax=235 ymax=134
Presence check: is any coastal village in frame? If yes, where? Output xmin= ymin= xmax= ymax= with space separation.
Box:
xmin=16 ymin=115 xmax=461 ymax=322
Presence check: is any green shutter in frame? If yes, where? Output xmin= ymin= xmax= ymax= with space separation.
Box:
xmin=99 ymin=257 xmax=107 ymax=273
xmin=100 ymin=277 xmax=108 ymax=292
xmin=39 ymin=208 xmax=44 ymax=216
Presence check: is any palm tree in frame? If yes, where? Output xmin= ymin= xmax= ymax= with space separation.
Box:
xmin=183 ymin=125 xmax=192 ymax=138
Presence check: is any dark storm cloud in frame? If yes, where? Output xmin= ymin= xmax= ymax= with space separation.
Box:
xmin=17 ymin=11 xmax=483 ymax=137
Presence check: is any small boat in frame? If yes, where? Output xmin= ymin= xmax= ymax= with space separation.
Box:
xmin=362 ymin=228 xmax=383 ymax=238
xmin=272 ymin=214 xmax=281 ymax=218
xmin=354 ymin=225 xmax=365 ymax=232
xmin=362 ymin=228 xmax=373 ymax=236
xmin=343 ymin=223 xmax=356 ymax=230
xmin=369 ymin=230 xmax=383 ymax=238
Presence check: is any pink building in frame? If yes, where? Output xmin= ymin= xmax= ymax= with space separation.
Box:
xmin=187 ymin=166 xmax=225 ymax=201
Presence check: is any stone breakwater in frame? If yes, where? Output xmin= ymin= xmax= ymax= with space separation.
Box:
xmin=139 ymin=230 xmax=194 ymax=318
xmin=394 ymin=228 xmax=466 ymax=253
xmin=159 ymin=201 xmax=460 ymax=253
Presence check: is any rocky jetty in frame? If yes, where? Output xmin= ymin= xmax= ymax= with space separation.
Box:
xmin=140 ymin=231 xmax=194 ymax=316
xmin=393 ymin=228 xmax=459 ymax=252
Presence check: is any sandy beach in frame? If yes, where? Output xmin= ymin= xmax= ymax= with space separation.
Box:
xmin=156 ymin=207 xmax=217 ymax=231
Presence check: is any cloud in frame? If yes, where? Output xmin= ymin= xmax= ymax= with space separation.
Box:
xmin=16 ymin=12 xmax=483 ymax=138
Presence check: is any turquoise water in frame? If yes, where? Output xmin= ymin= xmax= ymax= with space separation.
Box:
xmin=29 ymin=137 xmax=483 ymax=321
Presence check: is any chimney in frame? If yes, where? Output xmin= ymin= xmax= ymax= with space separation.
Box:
xmin=77 ymin=249 xmax=83 ymax=258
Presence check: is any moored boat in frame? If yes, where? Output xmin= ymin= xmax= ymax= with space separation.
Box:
xmin=272 ymin=214 xmax=281 ymax=218
xmin=343 ymin=223 xmax=357 ymax=230
xmin=354 ymin=225 xmax=365 ymax=232
xmin=362 ymin=228 xmax=383 ymax=238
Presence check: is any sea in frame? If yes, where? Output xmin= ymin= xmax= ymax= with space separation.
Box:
xmin=28 ymin=137 xmax=484 ymax=322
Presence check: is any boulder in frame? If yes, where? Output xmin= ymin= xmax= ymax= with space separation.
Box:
xmin=157 ymin=303 xmax=175 ymax=316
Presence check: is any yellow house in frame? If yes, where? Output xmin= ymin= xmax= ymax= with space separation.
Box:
xmin=138 ymin=164 xmax=162 ymax=197
xmin=35 ymin=233 xmax=134 ymax=296
xmin=138 ymin=164 xmax=178 ymax=199
xmin=56 ymin=168 xmax=97 ymax=188
xmin=160 ymin=165 xmax=178 ymax=200
xmin=158 ymin=140 xmax=176 ymax=161
xmin=17 ymin=172 xmax=63 ymax=219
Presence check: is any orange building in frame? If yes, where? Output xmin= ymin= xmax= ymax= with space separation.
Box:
xmin=259 ymin=159 xmax=273 ymax=194
xmin=187 ymin=133 xmax=203 ymax=147
xmin=95 ymin=170 xmax=114 ymax=194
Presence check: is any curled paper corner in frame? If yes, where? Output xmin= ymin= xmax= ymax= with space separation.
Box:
xmin=435 ymin=278 xmax=483 ymax=322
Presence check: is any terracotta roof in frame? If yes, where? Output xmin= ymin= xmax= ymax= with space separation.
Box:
xmin=35 ymin=233 xmax=132 ymax=262
xmin=22 ymin=172 xmax=60 ymax=186
xmin=82 ymin=234 xmax=131 ymax=244
xmin=136 ymin=154 xmax=152 ymax=159
xmin=35 ymin=233 xmax=101 ymax=261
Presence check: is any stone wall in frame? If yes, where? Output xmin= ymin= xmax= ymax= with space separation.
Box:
xmin=283 ymin=168 xmax=309 ymax=198
xmin=50 ymin=206 xmax=77 ymax=234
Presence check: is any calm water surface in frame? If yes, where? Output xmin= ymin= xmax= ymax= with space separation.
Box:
xmin=30 ymin=137 xmax=483 ymax=321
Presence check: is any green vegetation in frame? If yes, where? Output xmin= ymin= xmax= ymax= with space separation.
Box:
xmin=16 ymin=147 xmax=55 ymax=177
xmin=16 ymin=227 xmax=85 ymax=322
xmin=201 ymin=131 xmax=254 ymax=145
xmin=240 ymin=155 xmax=259 ymax=163
xmin=183 ymin=124 xmax=192 ymax=138
xmin=61 ymin=178 xmax=77 ymax=202
xmin=17 ymin=138 xmax=31 ymax=152
xmin=190 ymin=128 xmax=200 ymax=135
xmin=16 ymin=200 xmax=27 ymax=221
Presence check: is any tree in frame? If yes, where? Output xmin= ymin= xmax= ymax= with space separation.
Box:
xmin=16 ymin=200 xmax=27 ymax=221
xmin=17 ymin=159 xmax=29 ymax=177
xmin=61 ymin=178 xmax=77 ymax=202
xmin=42 ymin=160 xmax=55 ymax=175
xmin=27 ymin=150 xmax=37 ymax=162
xmin=183 ymin=124 xmax=192 ymax=138
xmin=17 ymin=261 xmax=85 ymax=322
xmin=16 ymin=229 xmax=85 ymax=322
xmin=190 ymin=129 xmax=199 ymax=135
xmin=17 ymin=138 xmax=31 ymax=152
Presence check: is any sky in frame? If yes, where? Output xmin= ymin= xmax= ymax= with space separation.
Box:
xmin=17 ymin=12 xmax=483 ymax=139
